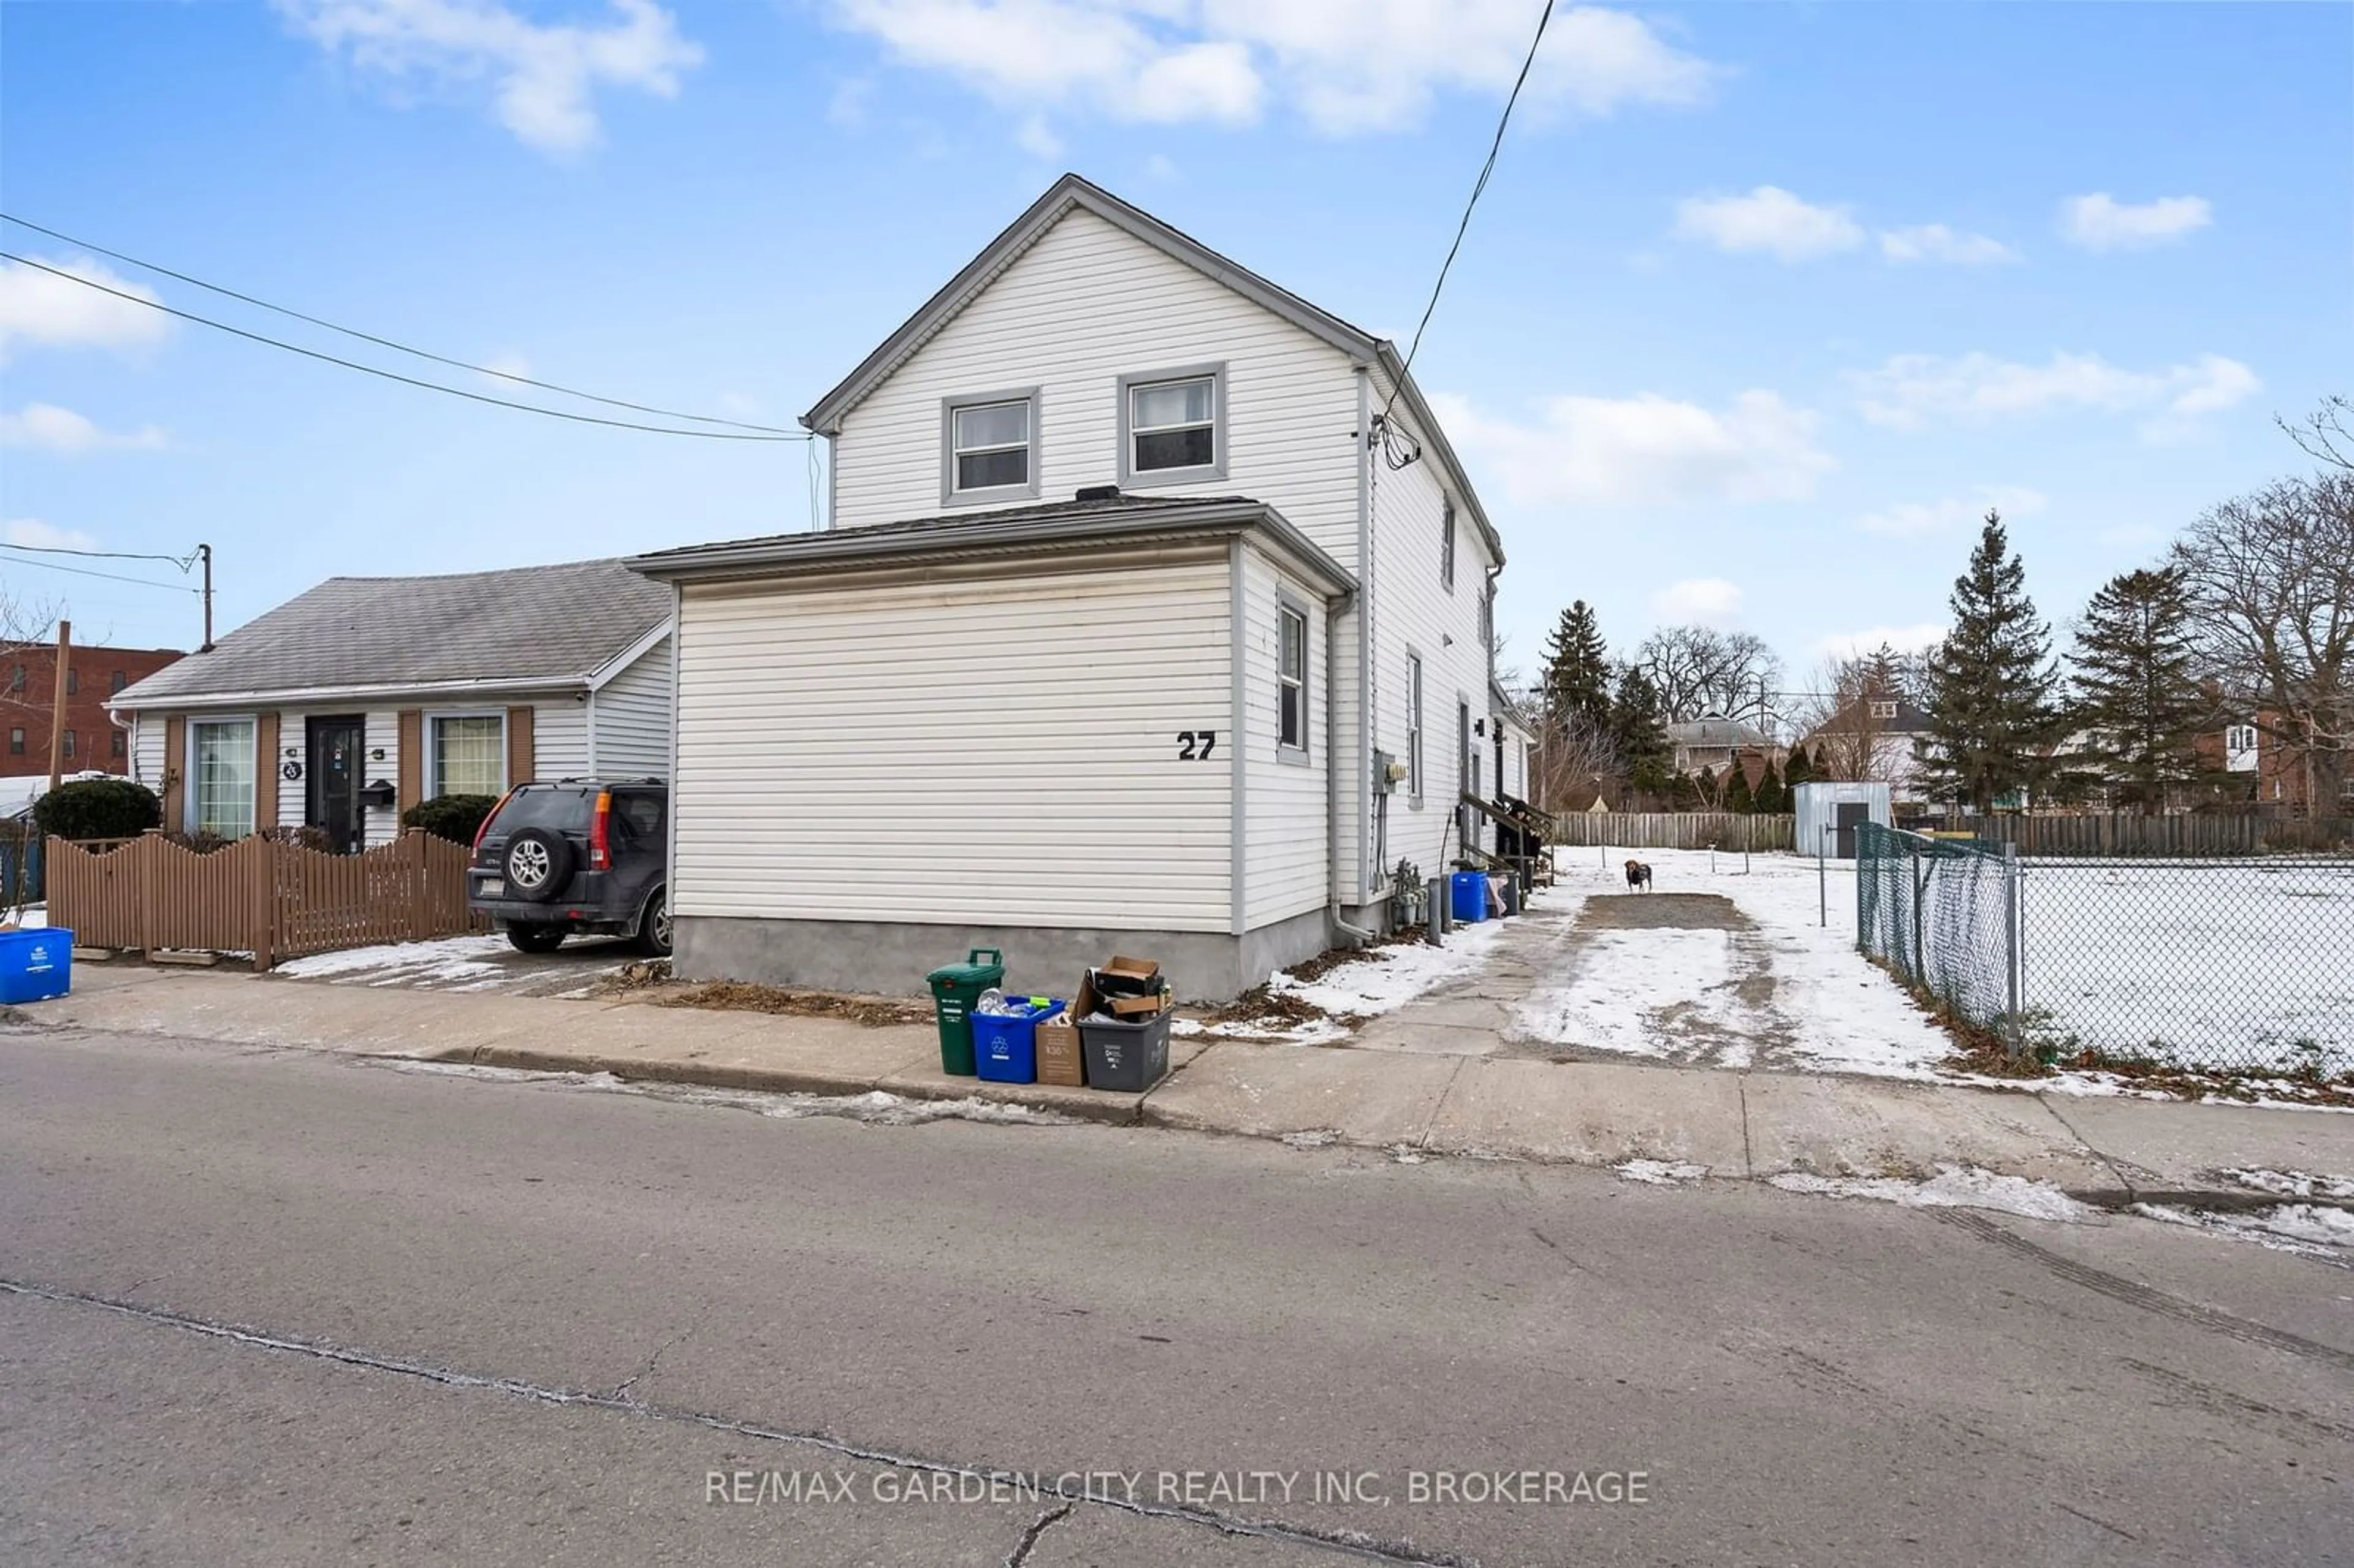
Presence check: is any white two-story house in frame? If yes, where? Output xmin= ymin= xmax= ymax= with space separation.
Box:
xmin=632 ymin=175 xmax=1507 ymax=1001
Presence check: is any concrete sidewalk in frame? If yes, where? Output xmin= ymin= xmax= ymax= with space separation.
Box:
xmin=18 ymin=961 xmax=2351 ymax=1198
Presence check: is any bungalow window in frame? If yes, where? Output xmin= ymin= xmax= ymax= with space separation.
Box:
xmin=1405 ymin=654 xmax=1424 ymax=802
xmin=1441 ymin=502 xmax=1457 ymax=592
xmin=943 ymin=392 xmax=1037 ymax=502
xmin=430 ymin=715 xmax=505 ymax=799
xmin=1119 ymin=365 xmax=1225 ymax=485
xmin=189 ymin=718 xmax=257 ymax=839
xmin=1277 ymin=604 xmax=1308 ymax=752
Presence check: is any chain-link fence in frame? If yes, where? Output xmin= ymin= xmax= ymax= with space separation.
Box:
xmin=1858 ymin=821 xmax=2354 ymax=1076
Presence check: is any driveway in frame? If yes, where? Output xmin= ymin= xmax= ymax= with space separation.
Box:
xmin=1348 ymin=848 xmax=1962 ymax=1079
xmin=269 ymin=932 xmax=639 ymax=998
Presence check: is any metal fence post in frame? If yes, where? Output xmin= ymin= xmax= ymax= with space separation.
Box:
xmin=2002 ymin=840 xmax=2022 ymax=1059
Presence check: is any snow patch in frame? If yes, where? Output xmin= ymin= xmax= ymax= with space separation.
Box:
xmin=1280 ymin=1128 xmax=1341 ymax=1150
xmin=372 ymin=1060 xmax=1076 ymax=1126
xmin=2222 ymin=1168 xmax=2354 ymax=1202
xmin=1270 ymin=924 xmax=1507 ymax=1019
xmin=1615 ymin=1159 xmax=1708 ymax=1186
xmin=2133 ymin=1201 xmax=2354 ymax=1265
xmin=1769 ymin=1165 xmax=2093 ymax=1223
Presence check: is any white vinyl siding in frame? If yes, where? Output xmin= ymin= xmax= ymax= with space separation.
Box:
xmin=829 ymin=208 xmax=1363 ymax=568
xmin=590 ymin=636 xmax=672 ymax=778
xmin=131 ymin=712 xmax=166 ymax=791
xmin=675 ymin=558 xmax=1233 ymax=930
xmin=1240 ymin=546 xmax=1329 ymax=928
xmin=530 ymin=698 xmax=590 ymax=782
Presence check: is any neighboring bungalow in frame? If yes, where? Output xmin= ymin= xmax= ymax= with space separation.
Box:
xmin=110 ymin=560 xmax=673 ymax=851
xmin=1797 ymin=696 xmax=1935 ymax=808
xmin=1666 ymin=715 xmax=1770 ymax=780
xmin=631 ymin=174 xmax=1507 ymax=1002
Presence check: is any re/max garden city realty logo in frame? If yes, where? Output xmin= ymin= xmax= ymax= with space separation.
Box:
xmin=706 ymin=1468 xmax=1652 ymax=1507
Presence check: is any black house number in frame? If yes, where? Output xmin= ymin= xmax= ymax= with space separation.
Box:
xmin=1176 ymin=730 xmax=1218 ymax=760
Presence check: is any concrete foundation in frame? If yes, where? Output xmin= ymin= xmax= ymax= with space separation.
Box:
xmin=674 ymin=904 xmax=1339 ymax=1003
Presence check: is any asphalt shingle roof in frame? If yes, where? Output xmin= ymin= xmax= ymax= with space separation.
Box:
xmin=629 ymin=492 xmax=1255 ymax=565
xmin=113 ymin=558 xmax=672 ymax=706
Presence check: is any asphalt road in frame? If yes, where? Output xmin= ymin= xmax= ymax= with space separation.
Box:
xmin=2 ymin=1029 xmax=2349 ymax=1567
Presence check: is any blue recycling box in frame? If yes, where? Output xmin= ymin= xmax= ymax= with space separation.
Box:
xmin=0 ymin=926 xmax=73 ymax=1004
xmin=1449 ymin=871 xmax=1488 ymax=924
xmin=971 ymin=999 xmax=1065 ymax=1084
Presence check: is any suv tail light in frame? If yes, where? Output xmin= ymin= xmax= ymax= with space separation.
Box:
xmin=588 ymin=790 xmax=612 ymax=872
xmin=473 ymin=790 xmax=516 ymax=856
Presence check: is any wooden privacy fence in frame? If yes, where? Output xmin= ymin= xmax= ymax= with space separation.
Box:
xmin=1908 ymin=813 xmax=2354 ymax=858
xmin=1549 ymin=812 xmax=1796 ymax=853
xmin=46 ymin=829 xmax=484 ymax=970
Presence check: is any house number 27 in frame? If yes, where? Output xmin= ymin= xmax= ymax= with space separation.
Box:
xmin=1176 ymin=730 xmax=1218 ymax=760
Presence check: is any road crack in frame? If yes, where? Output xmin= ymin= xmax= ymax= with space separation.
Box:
xmin=1005 ymin=1501 xmax=1072 ymax=1566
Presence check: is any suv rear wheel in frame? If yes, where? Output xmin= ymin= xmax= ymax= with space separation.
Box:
xmin=503 ymin=827 xmax=574 ymax=902
xmin=634 ymin=889 xmax=672 ymax=957
xmin=506 ymin=924 xmax=566 ymax=955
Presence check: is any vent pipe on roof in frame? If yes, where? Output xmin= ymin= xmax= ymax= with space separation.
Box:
xmin=1075 ymin=484 xmax=1122 ymax=503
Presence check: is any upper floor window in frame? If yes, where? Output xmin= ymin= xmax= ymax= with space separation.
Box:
xmin=942 ymin=390 xmax=1038 ymax=504
xmin=2225 ymin=723 xmax=2258 ymax=755
xmin=1119 ymin=365 xmax=1225 ymax=485
xmin=1405 ymin=653 xmax=1424 ymax=802
xmin=1276 ymin=603 xmax=1308 ymax=753
xmin=7 ymin=665 xmax=22 ymax=693
xmin=112 ymin=729 xmax=127 ymax=758
xmin=111 ymin=670 xmax=127 ymax=695
xmin=1441 ymin=501 xmax=1457 ymax=592
xmin=61 ymin=729 xmax=75 ymax=759
xmin=7 ymin=727 xmax=21 ymax=756
xmin=1868 ymin=699 xmax=1899 ymax=720
xmin=65 ymin=668 xmax=78 ymax=696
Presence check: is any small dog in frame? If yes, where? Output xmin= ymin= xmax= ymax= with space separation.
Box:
xmin=1625 ymin=859 xmax=1654 ymax=892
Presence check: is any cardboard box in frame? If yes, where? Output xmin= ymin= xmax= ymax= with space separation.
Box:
xmin=1093 ymin=954 xmax=1162 ymax=999
xmin=1108 ymin=992 xmax=1165 ymax=1019
xmin=1035 ymin=984 xmax=1087 ymax=1087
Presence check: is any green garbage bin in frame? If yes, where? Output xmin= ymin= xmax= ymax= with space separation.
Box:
xmin=924 ymin=947 xmax=1005 ymax=1075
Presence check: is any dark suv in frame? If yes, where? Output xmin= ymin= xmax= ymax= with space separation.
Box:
xmin=467 ymin=780 xmax=669 ymax=956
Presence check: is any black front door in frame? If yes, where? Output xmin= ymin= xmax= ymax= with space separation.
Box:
xmin=307 ymin=715 xmax=366 ymax=854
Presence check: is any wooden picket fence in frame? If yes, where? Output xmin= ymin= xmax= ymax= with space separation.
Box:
xmin=1548 ymin=812 xmax=1797 ymax=853
xmin=46 ymin=829 xmax=485 ymax=970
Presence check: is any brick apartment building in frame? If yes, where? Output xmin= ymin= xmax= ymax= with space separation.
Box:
xmin=2 ymin=644 xmax=184 ymax=778
xmin=2200 ymin=713 xmax=2354 ymax=815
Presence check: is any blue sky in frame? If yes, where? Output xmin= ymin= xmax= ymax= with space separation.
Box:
xmin=3 ymin=1 xmax=2347 ymax=693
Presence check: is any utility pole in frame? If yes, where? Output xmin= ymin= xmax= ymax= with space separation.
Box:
xmin=46 ymin=619 xmax=70 ymax=793
xmin=199 ymin=543 xmax=215 ymax=652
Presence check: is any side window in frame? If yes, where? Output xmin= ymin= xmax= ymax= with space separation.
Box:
xmin=66 ymin=668 xmax=78 ymax=696
xmin=614 ymin=793 xmax=665 ymax=843
xmin=943 ymin=392 xmax=1038 ymax=503
xmin=1441 ymin=501 xmax=1457 ymax=592
xmin=1404 ymin=654 xmax=1424 ymax=801
xmin=111 ymin=670 xmax=128 ymax=695
xmin=1276 ymin=604 xmax=1308 ymax=752
xmin=112 ymin=729 xmax=128 ymax=758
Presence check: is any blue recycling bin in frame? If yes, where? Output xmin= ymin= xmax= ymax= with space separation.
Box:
xmin=0 ymin=926 xmax=72 ymax=1003
xmin=1449 ymin=872 xmax=1488 ymax=924
xmin=972 ymin=999 xmax=1065 ymax=1084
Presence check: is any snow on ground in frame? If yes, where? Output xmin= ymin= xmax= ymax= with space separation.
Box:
xmin=275 ymin=932 xmax=627 ymax=996
xmin=2222 ymin=1167 xmax=2354 ymax=1201
xmin=1273 ymin=921 xmax=1509 ymax=1017
xmin=1615 ymin=1159 xmax=1708 ymax=1185
xmin=1530 ymin=847 xmax=1961 ymax=1078
xmin=1769 ymin=1165 xmax=2095 ymax=1224
xmin=2 ymin=904 xmax=46 ymax=926
xmin=2013 ymin=857 xmax=2354 ymax=1076
xmin=2131 ymin=1200 xmax=2354 ymax=1266
xmin=378 ymin=1061 xmax=1078 ymax=1125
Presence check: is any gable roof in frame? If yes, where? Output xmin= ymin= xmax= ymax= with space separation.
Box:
xmin=629 ymin=493 xmax=1355 ymax=600
xmin=800 ymin=172 xmax=1503 ymax=567
xmin=112 ymin=558 xmax=673 ymax=708
xmin=1667 ymin=717 xmax=1769 ymax=749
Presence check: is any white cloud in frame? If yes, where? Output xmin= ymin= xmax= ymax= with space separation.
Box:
xmin=0 ymin=404 xmax=169 ymax=454
xmin=1878 ymin=224 xmax=2019 ymax=265
xmin=1429 ymin=388 xmax=1835 ymax=509
xmin=276 ymin=0 xmax=703 ymax=154
xmin=1653 ymin=578 xmax=1742 ymax=629
xmin=2059 ymin=192 xmax=2212 ymax=251
xmin=828 ymin=1 xmax=1716 ymax=135
xmin=1672 ymin=186 xmax=1864 ymax=262
xmin=4 ymin=519 xmax=102 ymax=552
xmin=1015 ymin=115 xmax=1064 ymax=159
xmin=1851 ymin=351 xmax=2259 ymax=431
xmin=1818 ymin=622 xmax=1946 ymax=661
xmin=0 ymin=254 xmax=172 ymax=359
xmin=1857 ymin=485 xmax=2046 ymax=538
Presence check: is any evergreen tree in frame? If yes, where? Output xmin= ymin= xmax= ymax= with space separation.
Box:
xmin=1753 ymin=758 xmax=1787 ymax=814
xmin=1783 ymin=744 xmax=1815 ymax=789
xmin=1919 ymin=511 xmax=2060 ymax=810
xmin=2066 ymin=565 xmax=2210 ymax=813
xmin=1540 ymin=601 xmax=1613 ymax=733
xmin=1724 ymin=763 xmax=1755 ymax=813
xmin=1607 ymin=664 xmax=1672 ymax=794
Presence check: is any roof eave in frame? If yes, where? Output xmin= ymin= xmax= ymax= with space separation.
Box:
xmin=109 ymin=673 xmax=594 ymax=714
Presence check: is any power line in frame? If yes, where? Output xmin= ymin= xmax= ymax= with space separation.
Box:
xmin=2 ymin=213 xmax=799 ymax=437
xmin=0 ymin=550 xmax=202 ymax=593
xmin=0 ymin=540 xmax=197 ymax=571
xmin=1381 ymin=0 xmax=1556 ymax=424
xmin=0 ymin=253 xmax=806 ymax=443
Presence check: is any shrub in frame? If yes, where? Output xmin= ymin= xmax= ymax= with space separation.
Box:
xmin=162 ymin=830 xmax=234 ymax=854
xmin=261 ymin=824 xmax=335 ymax=853
xmin=402 ymin=793 xmax=498 ymax=845
xmin=32 ymin=777 xmax=162 ymax=842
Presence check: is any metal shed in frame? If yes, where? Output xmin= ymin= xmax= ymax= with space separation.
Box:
xmin=1794 ymin=782 xmax=1891 ymax=859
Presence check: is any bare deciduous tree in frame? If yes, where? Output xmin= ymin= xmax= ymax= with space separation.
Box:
xmin=1529 ymin=709 xmax=1622 ymax=815
xmin=2280 ymin=395 xmax=2354 ymax=473
xmin=1791 ymin=646 xmax=1916 ymax=784
xmin=1 ymin=584 xmax=61 ymax=723
xmin=1631 ymin=626 xmax=1784 ymax=730
xmin=2172 ymin=470 xmax=2354 ymax=807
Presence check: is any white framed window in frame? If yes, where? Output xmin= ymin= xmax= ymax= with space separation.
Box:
xmin=1869 ymin=699 xmax=1899 ymax=720
xmin=1405 ymin=653 xmax=1424 ymax=804
xmin=941 ymin=390 xmax=1039 ymax=504
xmin=1441 ymin=501 xmax=1457 ymax=592
xmin=1276 ymin=602 xmax=1308 ymax=753
xmin=1119 ymin=363 xmax=1226 ymax=485
xmin=428 ymin=713 xmax=506 ymax=799
xmin=2225 ymin=724 xmax=2257 ymax=753
xmin=188 ymin=717 xmax=257 ymax=838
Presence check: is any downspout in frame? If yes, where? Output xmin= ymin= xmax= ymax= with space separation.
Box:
xmin=1331 ymin=364 xmax=1379 ymax=945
